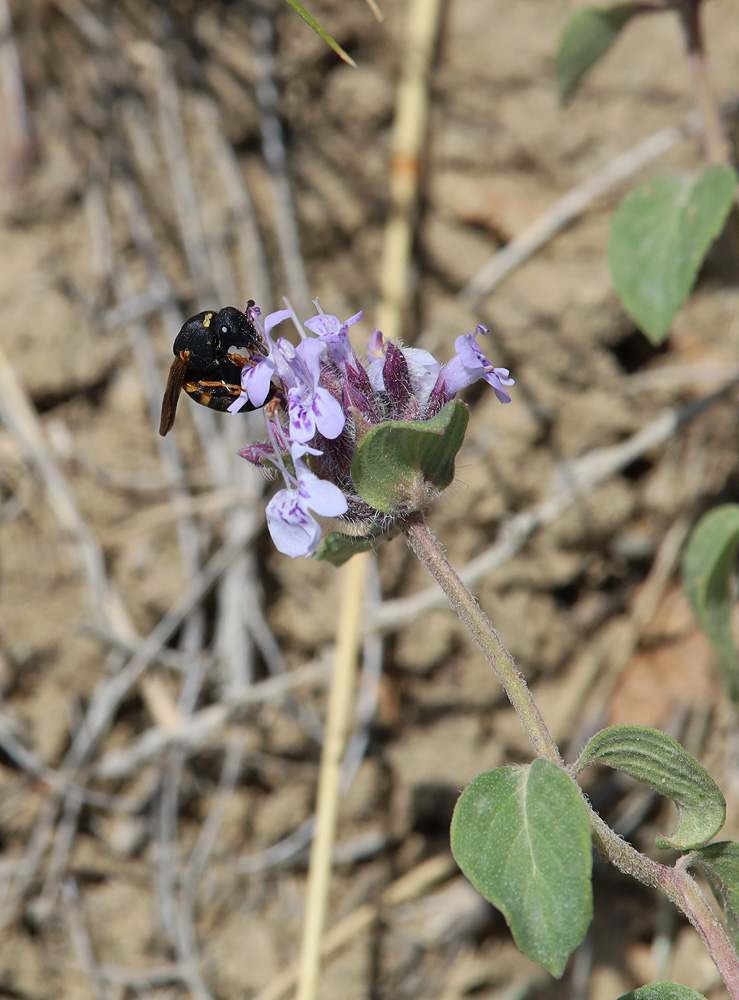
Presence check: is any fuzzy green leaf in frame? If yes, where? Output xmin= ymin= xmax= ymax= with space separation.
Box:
xmin=683 ymin=504 xmax=739 ymax=703
xmin=617 ymin=985 xmax=708 ymax=1000
xmin=608 ymin=165 xmax=737 ymax=343
xmin=688 ymin=841 xmax=739 ymax=950
xmin=313 ymin=531 xmax=378 ymax=566
xmin=350 ymin=399 xmax=469 ymax=516
xmin=451 ymin=759 xmax=592 ymax=977
xmin=556 ymin=5 xmax=642 ymax=103
xmin=575 ymin=725 xmax=725 ymax=849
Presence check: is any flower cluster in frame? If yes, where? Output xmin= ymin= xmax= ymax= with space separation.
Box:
xmin=230 ymin=303 xmax=514 ymax=558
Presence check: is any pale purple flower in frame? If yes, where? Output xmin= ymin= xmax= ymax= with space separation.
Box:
xmin=434 ymin=325 xmax=515 ymax=404
xmin=304 ymin=308 xmax=362 ymax=342
xmin=266 ymin=442 xmax=348 ymax=557
xmin=286 ymin=337 xmax=345 ymax=442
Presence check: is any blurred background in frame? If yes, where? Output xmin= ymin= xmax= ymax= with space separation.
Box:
xmin=2 ymin=0 xmax=739 ymax=996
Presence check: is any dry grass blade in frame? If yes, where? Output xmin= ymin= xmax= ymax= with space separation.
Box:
xmin=296 ymin=556 xmax=367 ymax=1000
xmin=93 ymin=659 xmax=329 ymax=781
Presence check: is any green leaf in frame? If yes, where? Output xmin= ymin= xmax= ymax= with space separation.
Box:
xmin=608 ymin=164 xmax=738 ymax=343
xmin=683 ymin=504 xmax=739 ymax=703
xmin=617 ymin=985 xmax=708 ymax=1000
xmin=451 ymin=759 xmax=592 ymax=977
xmin=688 ymin=841 xmax=739 ymax=949
xmin=351 ymin=399 xmax=469 ymax=516
xmin=313 ymin=530 xmax=378 ymax=566
xmin=282 ymin=0 xmax=357 ymax=66
xmin=575 ymin=725 xmax=725 ymax=849
xmin=556 ymin=5 xmax=643 ymax=103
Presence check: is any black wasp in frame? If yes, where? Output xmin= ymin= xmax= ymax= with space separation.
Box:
xmin=159 ymin=302 xmax=271 ymax=436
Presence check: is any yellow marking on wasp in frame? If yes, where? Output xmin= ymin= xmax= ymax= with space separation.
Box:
xmin=202 ymin=312 xmax=214 ymax=328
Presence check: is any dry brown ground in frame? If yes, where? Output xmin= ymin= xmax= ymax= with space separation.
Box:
xmin=1 ymin=0 xmax=739 ymax=997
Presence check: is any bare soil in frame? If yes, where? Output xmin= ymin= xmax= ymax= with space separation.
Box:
xmin=1 ymin=1 xmax=739 ymax=997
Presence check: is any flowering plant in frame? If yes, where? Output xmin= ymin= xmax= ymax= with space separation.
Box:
xmin=223 ymin=301 xmax=739 ymax=993
xmin=230 ymin=302 xmax=513 ymax=559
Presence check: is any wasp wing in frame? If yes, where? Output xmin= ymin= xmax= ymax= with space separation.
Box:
xmin=159 ymin=354 xmax=189 ymax=436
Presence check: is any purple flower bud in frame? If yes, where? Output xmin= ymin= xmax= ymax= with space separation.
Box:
xmin=382 ymin=342 xmax=416 ymax=419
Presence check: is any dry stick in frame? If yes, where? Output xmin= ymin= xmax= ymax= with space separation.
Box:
xmin=458 ymin=113 xmax=706 ymax=307
xmin=232 ymin=627 xmax=378 ymax=876
xmin=0 ymin=721 xmax=136 ymax=809
xmin=341 ymin=558 xmax=383 ymax=793
xmin=375 ymin=0 xmax=444 ymax=342
xmin=1 ymin=526 xmax=258 ymax=926
xmin=51 ymin=0 xmax=113 ymax=49
xmin=93 ymin=658 xmax=328 ymax=779
xmin=0 ymin=332 xmax=179 ymax=908
xmin=182 ymin=733 xmax=245 ymax=900
xmin=83 ymin=623 xmax=210 ymax=675
xmin=0 ymin=342 xmax=123 ymax=631
xmin=404 ymin=514 xmax=739 ymax=995
xmin=60 ymin=879 xmax=109 ymax=1000
xmin=373 ymin=378 xmax=739 ymax=634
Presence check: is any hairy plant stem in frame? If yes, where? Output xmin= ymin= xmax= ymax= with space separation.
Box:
xmin=403 ymin=511 xmax=739 ymax=994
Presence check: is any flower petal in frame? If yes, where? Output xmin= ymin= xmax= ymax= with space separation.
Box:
xmin=312 ymin=387 xmax=346 ymax=439
xmin=243 ymin=356 xmax=275 ymax=406
xmin=298 ymin=469 xmax=348 ymax=517
xmin=263 ymin=309 xmax=292 ymax=336
xmin=266 ymin=489 xmax=322 ymax=557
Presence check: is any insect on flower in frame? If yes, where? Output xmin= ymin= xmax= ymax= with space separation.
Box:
xmin=159 ymin=302 xmax=276 ymax=436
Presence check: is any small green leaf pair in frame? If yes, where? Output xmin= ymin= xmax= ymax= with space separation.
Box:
xmin=451 ymin=725 xmax=725 ymax=977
